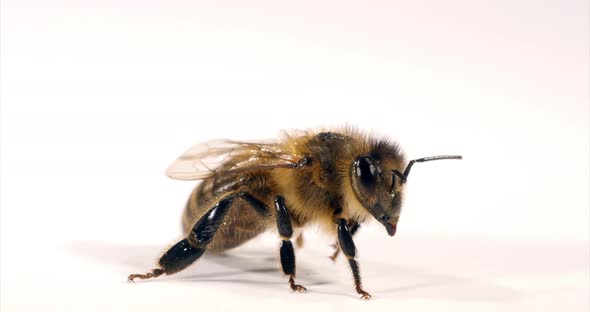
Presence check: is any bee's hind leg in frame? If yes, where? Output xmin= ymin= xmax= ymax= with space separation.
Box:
xmin=274 ymin=196 xmax=307 ymax=293
xmin=127 ymin=195 xmax=235 ymax=282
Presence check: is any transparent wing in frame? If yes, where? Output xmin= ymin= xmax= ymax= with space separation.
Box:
xmin=165 ymin=139 xmax=303 ymax=181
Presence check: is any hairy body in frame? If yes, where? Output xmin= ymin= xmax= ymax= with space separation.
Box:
xmin=128 ymin=128 xmax=460 ymax=299
xmin=180 ymin=130 xmax=404 ymax=252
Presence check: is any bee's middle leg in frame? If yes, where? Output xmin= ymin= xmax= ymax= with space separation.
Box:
xmin=274 ymin=195 xmax=307 ymax=292
xmin=329 ymin=222 xmax=359 ymax=261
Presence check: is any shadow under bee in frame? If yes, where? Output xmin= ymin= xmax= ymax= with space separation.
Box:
xmin=66 ymin=240 xmax=331 ymax=287
xmin=66 ymin=240 xmax=525 ymax=302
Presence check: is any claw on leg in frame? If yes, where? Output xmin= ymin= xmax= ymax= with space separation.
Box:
xmin=356 ymin=285 xmax=372 ymax=299
xmin=289 ymin=276 xmax=307 ymax=292
xmin=128 ymin=268 xmax=164 ymax=283
xmin=358 ymin=291 xmax=372 ymax=300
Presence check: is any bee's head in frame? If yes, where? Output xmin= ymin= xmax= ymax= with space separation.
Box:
xmin=350 ymin=143 xmax=461 ymax=237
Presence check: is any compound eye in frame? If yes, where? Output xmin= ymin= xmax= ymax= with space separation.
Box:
xmin=355 ymin=156 xmax=378 ymax=189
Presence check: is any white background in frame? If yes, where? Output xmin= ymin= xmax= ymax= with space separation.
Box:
xmin=1 ymin=0 xmax=588 ymax=311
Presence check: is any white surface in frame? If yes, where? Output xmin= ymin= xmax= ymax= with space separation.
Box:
xmin=1 ymin=232 xmax=588 ymax=311
xmin=1 ymin=0 xmax=589 ymax=311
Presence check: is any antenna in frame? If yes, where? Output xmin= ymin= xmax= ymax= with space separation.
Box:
xmin=393 ymin=155 xmax=462 ymax=184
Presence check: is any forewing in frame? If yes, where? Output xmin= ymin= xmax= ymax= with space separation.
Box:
xmin=165 ymin=139 xmax=302 ymax=181
xmin=165 ymin=140 xmax=236 ymax=180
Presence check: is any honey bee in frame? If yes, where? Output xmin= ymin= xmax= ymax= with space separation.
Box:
xmin=128 ymin=128 xmax=461 ymax=299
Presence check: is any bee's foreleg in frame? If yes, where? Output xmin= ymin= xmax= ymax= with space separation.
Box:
xmin=128 ymin=195 xmax=235 ymax=282
xmin=337 ymin=218 xmax=371 ymax=299
xmin=329 ymin=222 xmax=359 ymax=261
xmin=274 ymin=195 xmax=307 ymax=293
